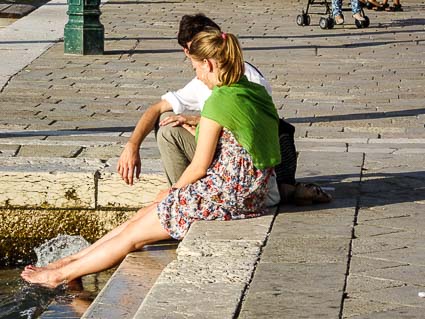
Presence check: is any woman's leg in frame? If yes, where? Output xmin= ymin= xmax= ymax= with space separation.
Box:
xmin=26 ymin=203 xmax=157 ymax=271
xmin=21 ymin=207 xmax=170 ymax=287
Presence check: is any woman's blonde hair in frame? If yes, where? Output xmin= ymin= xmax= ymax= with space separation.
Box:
xmin=189 ymin=28 xmax=244 ymax=86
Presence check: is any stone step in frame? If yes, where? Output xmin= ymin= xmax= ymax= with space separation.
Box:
xmin=132 ymin=212 xmax=276 ymax=319
xmin=0 ymin=157 xmax=167 ymax=210
xmin=81 ymin=242 xmax=177 ymax=319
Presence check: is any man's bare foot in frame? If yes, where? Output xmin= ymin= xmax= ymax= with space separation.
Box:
xmin=21 ymin=268 xmax=65 ymax=288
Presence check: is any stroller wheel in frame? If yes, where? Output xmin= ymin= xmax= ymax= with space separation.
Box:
xmin=319 ymin=17 xmax=329 ymax=29
xmin=363 ymin=16 xmax=370 ymax=28
xmin=354 ymin=18 xmax=362 ymax=28
xmin=305 ymin=14 xmax=311 ymax=26
xmin=327 ymin=17 xmax=335 ymax=29
xmin=296 ymin=14 xmax=304 ymax=26
xmin=296 ymin=14 xmax=310 ymax=26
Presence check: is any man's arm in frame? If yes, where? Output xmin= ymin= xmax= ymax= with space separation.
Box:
xmin=117 ymin=99 xmax=172 ymax=185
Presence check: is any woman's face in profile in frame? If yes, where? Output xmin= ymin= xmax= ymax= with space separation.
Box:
xmin=190 ymin=57 xmax=214 ymax=89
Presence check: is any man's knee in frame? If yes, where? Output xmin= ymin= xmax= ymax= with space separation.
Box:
xmin=156 ymin=125 xmax=184 ymax=147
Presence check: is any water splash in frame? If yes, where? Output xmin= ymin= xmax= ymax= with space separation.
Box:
xmin=34 ymin=234 xmax=90 ymax=267
xmin=0 ymin=234 xmax=90 ymax=319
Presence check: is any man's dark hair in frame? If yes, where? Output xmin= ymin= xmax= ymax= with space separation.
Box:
xmin=177 ymin=14 xmax=221 ymax=49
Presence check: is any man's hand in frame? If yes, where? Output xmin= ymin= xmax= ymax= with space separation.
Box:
xmin=117 ymin=142 xmax=141 ymax=185
xmin=159 ymin=114 xmax=200 ymax=127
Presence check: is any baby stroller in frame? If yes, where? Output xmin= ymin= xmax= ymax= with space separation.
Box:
xmin=296 ymin=0 xmax=370 ymax=29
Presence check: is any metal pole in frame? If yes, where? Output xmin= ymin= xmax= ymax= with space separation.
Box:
xmin=64 ymin=0 xmax=104 ymax=55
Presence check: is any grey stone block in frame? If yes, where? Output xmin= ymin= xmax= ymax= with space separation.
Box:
xmin=262 ymin=235 xmax=350 ymax=264
xmin=239 ymin=290 xmax=343 ymax=319
xmin=247 ymin=262 xmax=346 ymax=294
xmin=349 ymin=256 xmax=408 ymax=274
xmin=134 ymin=283 xmax=244 ymax=319
xmin=351 ymin=285 xmax=425 ymax=309
xmin=16 ymin=144 xmax=83 ymax=158
xmin=0 ymin=157 xmax=104 ymax=208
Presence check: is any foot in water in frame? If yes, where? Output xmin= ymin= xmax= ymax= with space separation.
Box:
xmin=21 ymin=268 xmax=65 ymax=289
xmin=24 ymin=256 xmax=73 ymax=272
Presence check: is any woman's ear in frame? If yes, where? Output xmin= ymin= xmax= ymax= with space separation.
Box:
xmin=203 ymin=59 xmax=214 ymax=72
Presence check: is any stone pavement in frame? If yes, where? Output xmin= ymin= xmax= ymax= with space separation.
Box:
xmin=1 ymin=0 xmax=425 ymax=318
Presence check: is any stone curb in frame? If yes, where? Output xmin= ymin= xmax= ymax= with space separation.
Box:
xmin=133 ymin=214 xmax=275 ymax=319
xmin=81 ymin=243 xmax=177 ymax=319
xmin=0 ymin=157 xmax=167 ymax=209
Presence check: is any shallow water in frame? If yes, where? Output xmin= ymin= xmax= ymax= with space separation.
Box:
xmin=0 ymin=267 xmax=115 ymax=319
xmin=0 ymin=235 xmax=113 ymax=318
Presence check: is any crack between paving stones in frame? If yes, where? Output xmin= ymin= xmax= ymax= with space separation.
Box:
xmin=339 ymin=152 xmax=365 ymax=319
xmin=233 ymin=206 xmax=279 ymax=319
xmin=94 ymin=170 xmax=100 ymax=209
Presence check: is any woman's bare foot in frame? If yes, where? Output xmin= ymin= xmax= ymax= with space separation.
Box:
xmin=46 ymin=256 xmax=75 ymax=270
xmin=21 ymin=268 xmax=66 ymax=288
xmin=24 ymin=256 xmax=74 ymax=272
xmin=24 ymin=265 xmax=37 ymax=271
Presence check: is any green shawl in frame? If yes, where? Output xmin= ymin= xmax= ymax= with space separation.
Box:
xmin=198 ymin=76 xmax=280 ymax=169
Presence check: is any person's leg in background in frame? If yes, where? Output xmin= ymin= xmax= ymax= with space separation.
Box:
xmin=276 ymin=119 xmax=332 ymax=206
xmin=332 ymin=0 xmax=345 ymax=24
xmin=351 ymin=0 xmax=366 ymax=21
xmin=385 ymin=0 xmax=403 ymax=11
xmin=275 ymin=119 xmax=297 ymax=203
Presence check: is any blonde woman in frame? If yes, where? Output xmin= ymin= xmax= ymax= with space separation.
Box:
xmin=21 ymin=28 xmax=280 ymax=288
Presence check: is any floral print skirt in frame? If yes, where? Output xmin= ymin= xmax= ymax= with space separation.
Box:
xmin=156 ymin=129 xmax=273 ymax=239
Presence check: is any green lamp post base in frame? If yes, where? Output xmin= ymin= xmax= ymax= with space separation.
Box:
xmin=64 ymin=0 xmax=104 ymax=55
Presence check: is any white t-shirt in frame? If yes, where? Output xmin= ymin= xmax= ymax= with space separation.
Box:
xmin=161 ymin=62 xmax=272 ymax=114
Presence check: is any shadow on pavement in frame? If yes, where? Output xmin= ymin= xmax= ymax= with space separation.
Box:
xmin=287 ymin=108 xmax=425 ymax=124
xmin=292 ymin=170 xmax=425 ymax=211
xmin=0 ymin=126 xmax=134 ymax=138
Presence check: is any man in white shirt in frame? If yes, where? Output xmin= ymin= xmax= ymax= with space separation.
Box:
xmin=117 ymin=14 xmax=331 ymax=206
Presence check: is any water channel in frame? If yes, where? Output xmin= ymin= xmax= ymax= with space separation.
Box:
xmin=0 ymin=235 xmax=114 ymax=319
xmin=0 ymin=267 xmax=114 ymax=319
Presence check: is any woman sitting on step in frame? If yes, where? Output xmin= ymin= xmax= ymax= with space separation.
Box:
xmin=21 ymin=28 xmax=281 ymax=288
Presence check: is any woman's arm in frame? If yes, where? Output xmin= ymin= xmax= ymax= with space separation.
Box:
xmin=172 ymin=117 xmax=222 ymax=188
